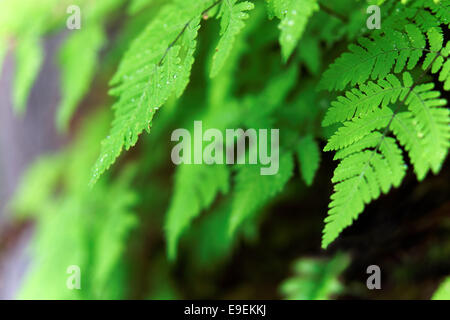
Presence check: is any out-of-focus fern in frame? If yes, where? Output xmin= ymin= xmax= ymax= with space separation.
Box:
xmin=12 ymin=34 xmax=44 ymax=113
xmin=210 ymin=0 xmax=254 ymax=77
xmin=58 ymin=25 xmax=105 ymax=131
xmin=266 ymin=0 xmax=319 ymax=61
xmin=12 ymin=110 xmax=138 ymax=299
xmin=280 ymin=253 xmax=350 ymax=300
xmin=128 ymin=0 xmax=156 ymax=15
xmin=433 ymin=277 xmax=450 ymax=300
xmin=165 ymin=164 xmax=230 ymax=260
xmin=296 ymin=135 xmax=320 ymax=186
xmin=57 ymin=0 xmax=126 ymax=130
xmin=0 ymin=0 xmax=125 ymax=124
xmin=229 ymin=151 xmax=294 ymax=234
xmin=0 ymin=0 xmax=60 ymax=112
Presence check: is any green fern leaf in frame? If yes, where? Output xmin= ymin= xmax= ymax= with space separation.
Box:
xmin=91 ymin=2 xmax=214 ymax=185
xmin=297 ymin=135 xmax=320 ymax=186
xmin=165 ymin=164 xmax=230 ymax=260
xmin=229 ymin=152 xmax=294 ymax=234
xmin=210 ymin=0 xmax=254 ymax=77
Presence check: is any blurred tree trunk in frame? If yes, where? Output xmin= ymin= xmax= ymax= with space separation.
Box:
xmin=0 ymin=34 xmax=65 ymax=299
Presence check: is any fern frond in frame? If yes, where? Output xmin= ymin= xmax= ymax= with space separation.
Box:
xmin=322 ymin=72 xmax=449 ymax=248
xmin=229 ymin=152 xmax=294 ymax=234
xmin=210 ymin=0 xmax=254 ymax=77
xmin=165 ymin=164 xmax=230 ymax=260
xmin=323 ymin=142 xmax=406 ymax=248
xmin=91 ymin=2 xmax=216 ymax=185
xmin=319 ymin=23 xmax=449 ymax=91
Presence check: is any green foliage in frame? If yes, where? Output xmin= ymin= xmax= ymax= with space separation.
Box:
xmin=275 ymin=0 xmax=319 ymax=61
xmin=280 ymin=253 xmax=350 ymax=300
xmin=322 ymin=69 xmax=449 ymax=248
xmin=128 ymin=0 xmax=156 ymax=14
xmin=229 ymin=151 xmax=294 ymax=233
xmin=91 ymin=1 xmax=213 ymax=185
xmin=321 ymin=2 xmax=450 ymax=248
xmin=0 ymin=0 xmax=125 ymax=120
xmin=165 ymin=164 xmax=230 ymax=260
xmin=210 ymin=0 xmax=254 ymax=77
xmin=58 ymin=25 xmax=105 ymax=130
xmin=433 ymin=277 xmax=450 ymax=300
xmin=6 ymin=0 xmax=450 ymax=300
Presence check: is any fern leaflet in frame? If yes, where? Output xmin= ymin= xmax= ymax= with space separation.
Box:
xmin=319 ymin=24 xmax=450 ymax=91
xmin=210 ymin=0 xmax=254 ymax=77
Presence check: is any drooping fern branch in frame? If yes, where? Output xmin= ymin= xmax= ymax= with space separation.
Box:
xmin=321 ymin=16 xmax=450 ymax=248
xmin=90 ymin=1 xmax=218 ymax=184
xmin=91 ymin=0 xmax=261 ymax=185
